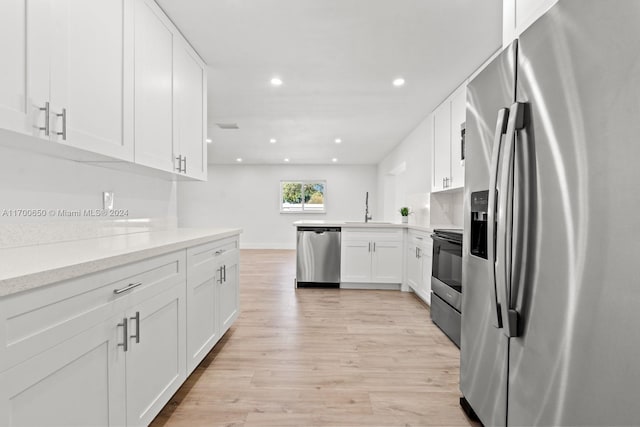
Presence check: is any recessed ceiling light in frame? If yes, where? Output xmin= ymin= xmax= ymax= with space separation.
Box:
xmin=236 ymin=158 xmax=243 ymax=162
xmin=206 ymin=138 xmax=212 ymax=144
xmin=332 ymin=158 xmax=338 ymax=163
xmin=334 ymin=138 xmax=342 ymax=144
xmin=393 ymin=77 xmax=406 ymax=87
xmin=283 ymin=158 xmax=290 ymax=162
xmin=270 ymin=77 xmax=283 ymax=86
xmin=269 ymin=138 xmax=277 ymax=144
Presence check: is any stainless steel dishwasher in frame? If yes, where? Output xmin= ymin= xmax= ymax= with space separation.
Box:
xmin=296 ymin=226 xmax=341 ymax=287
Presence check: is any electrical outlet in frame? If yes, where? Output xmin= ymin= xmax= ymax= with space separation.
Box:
xmin=103 ymin=191 xmax=114 ymax=210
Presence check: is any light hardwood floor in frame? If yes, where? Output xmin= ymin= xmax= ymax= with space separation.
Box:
xmin=151 ymin=249 xmax=477 ymax=427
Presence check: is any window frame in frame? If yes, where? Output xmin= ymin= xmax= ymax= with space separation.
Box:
xmin=279 ymin=180 xmax=327 ymax=214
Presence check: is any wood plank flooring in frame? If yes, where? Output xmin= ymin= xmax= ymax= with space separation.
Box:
xmin=151 ymin=249 xmax=477 ymax=427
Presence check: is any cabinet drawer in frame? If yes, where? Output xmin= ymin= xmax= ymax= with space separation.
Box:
xmin=0 ymin=251 xmax=185 ymax=373
xmin=342 ymin=228 xmax=403 ymax=242
xmin=186 ymin=236 xmax=239 ymax=285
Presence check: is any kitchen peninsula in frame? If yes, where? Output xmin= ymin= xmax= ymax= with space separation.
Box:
xmin=293 ymin=220 xmax=435 ymax=302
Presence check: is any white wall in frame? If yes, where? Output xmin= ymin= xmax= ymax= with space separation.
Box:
xmin=178 ymin=164 xmax=377 ymax=249
xmin=377 ymin=115 xmax=432 ymax=226
xmin=0 ymin=146 xmax=177 ymax=223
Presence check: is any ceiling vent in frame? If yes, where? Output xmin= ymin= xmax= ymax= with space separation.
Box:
xmin=216 ymin=122 xmax=239 ymax=130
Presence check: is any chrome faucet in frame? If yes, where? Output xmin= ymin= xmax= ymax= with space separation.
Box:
xmin=364 ymin=192 xmax=372 ymax=223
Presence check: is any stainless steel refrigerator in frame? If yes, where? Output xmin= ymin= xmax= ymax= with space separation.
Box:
xmin=461 ymin=1 xmax=640 ymax=425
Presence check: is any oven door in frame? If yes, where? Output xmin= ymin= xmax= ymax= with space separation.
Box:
xmin=431 ymin=234 xmax=463 ymax=294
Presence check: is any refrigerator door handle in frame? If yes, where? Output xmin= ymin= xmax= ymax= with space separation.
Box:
xmin=497 ymin=102 xmax=525 ymax=338
xmin=487 ymin=107 xmax=509 ymax=328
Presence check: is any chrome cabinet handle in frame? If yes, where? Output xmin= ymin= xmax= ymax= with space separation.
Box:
xmin=113 ymin=282 xmax=143 ymax=295
xmin=368 ymin=242 xmax=371 ymax=252
xmin=417 ymin=247 xmax=421 ymax=258
xmin=175 ymin=155 xmax=183 ymax=172
xmin=39 ymin=102 xmax=50 ymax=136
xmin=373 ymin=242 xmax=376 ymax=252
xmin=118 ymin=318 xmax=128 ymax=352
xmin=130 ymin=311 xmax=140 ymax=344
xmin=56 ymin=108 xmax=67 ymax=140
xmin=487 ymin=107 xmax=510 ymax=329
xmin=182 ymin=156 xmax=187 ymax=173
xmin=223 ymin=264 xmax=227 ymax=283
xmin=214 ymin=249 xmax=226 ymax=256
xmin=218 ymin=266 xmax=224 ymax=284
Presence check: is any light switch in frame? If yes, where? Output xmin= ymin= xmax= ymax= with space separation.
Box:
xmin=103 ymin=191 xmax=114 ymax=210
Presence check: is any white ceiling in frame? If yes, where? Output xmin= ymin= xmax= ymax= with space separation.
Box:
xmin=156 ymin=0 xmax=503 ymax=165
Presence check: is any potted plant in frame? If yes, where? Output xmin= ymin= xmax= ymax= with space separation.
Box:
xmin=399 ymin=207 xmax=411 ymax=223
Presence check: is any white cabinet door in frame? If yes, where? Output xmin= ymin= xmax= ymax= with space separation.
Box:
xmin=49 ymin=0 xmax=133 ymax=160
xmin=420 ymin=240 xmax=434 ymax=305
xmin=0 ymin=0 xmax=29 ymax=135
xmin=432 ymin=101 xmax=451 ymax=191
xmin=125 ymin=283 xmax=186 ymax=427
xmin=0 ymin=316 xmax=126 ymax=427
xmin=134 ymin=0 xmax=174 ymax=172
xmin=173 ymin=39 xmax=207 ymax=181
xmin=371 ymin=240 xmax=403 ymax=283
xmin=186 ymin=258 xmax=219 ymax=374
xmin=449 ymin=85 xmax=466 ymax=189
xmin=219 ymin=255 xmax=239 ymax=336
xmin=340 ymin=240 xmax=372 ymax=282
xmin=406 ymin=241 xmax=420 ymax=291
xmin=0 ymin=0 xmax=50 ymax=138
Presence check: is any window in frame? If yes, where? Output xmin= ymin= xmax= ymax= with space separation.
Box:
xmin=280 ymin=181 xmax=326 ymax=213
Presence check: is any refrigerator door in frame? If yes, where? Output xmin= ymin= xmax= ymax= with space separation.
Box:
xmin=508 ymin=1 xmax=640 ymax=425
xmin=461 ymin=43 xmax=516 ymax=427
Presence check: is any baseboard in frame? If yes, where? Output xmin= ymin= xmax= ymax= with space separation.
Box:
xmin=340 ymin=282 xmax=401 ymax=290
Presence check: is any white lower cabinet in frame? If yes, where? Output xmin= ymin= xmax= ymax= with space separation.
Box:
xmin=218 ymin=251 xmax=240 ymax=336
xmin=0 ymin=315 xmax=126 ymax=427
xmin=405 ymin=230 xmax=433 ymax=305
xmin=186 ymin=236 xmax=239 ymax=374
xmin=341 ymin=228 xmax=403 ymax=284
xmin=0 ymin=234 xmax=241 ymax=426
xmin=125 ymin=282 xmax=186 ymax=427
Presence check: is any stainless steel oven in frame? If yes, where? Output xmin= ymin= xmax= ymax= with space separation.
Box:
xmin=431 ymin=228 xmax=463 ymax=347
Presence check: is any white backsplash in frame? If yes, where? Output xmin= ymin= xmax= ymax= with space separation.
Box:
xmin=405 ymin=192 xmax=431 ymax=227
xmin=430 ymin=190 xmax=464 ymax=228
xmin=0 ymin=217 xmax=177 ymax=249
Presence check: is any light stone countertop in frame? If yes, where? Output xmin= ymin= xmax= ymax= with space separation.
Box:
xmin=292 ymin=220 xmax=435 ymax=233
xmin=0 ymin=227 xmax=242 ymax=298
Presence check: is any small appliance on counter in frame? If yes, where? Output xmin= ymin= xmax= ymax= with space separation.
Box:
xmin=430 ymin=228 xmax=463 ymax=347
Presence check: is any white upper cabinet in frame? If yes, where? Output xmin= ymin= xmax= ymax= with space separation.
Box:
xmin=134 ymin=0 xmax=174 ymax=173
xmin=449 ymin=85 xmax=466 ymax=188
xmin=432 ymin=101 xmax=451 ymax=192
xmin=173 ymin=38 xmax=208 ymax=180
xmin=0 ymin=0 xmax=207 ymax=179
xmin=51 ymin=0 xmax=134 ymax=160
xmin=0 ymin=0 xmax=134 ymax=160
xmin=0 ymin=0 xmax=29 ymax=134
xmin=432 ymin=83 xmax=466 ymax=192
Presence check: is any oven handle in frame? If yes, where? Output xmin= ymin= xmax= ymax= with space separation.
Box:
xmin=430 ymin=234 xmax=462 ymax=246
xmin=487 ymin=107 xmax=509 ymax=329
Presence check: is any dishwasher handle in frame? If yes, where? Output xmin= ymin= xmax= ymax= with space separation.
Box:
xmin=297 ymin=227 xmax=341 ymax=232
